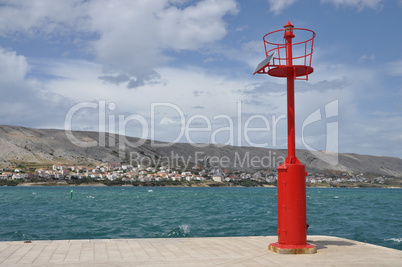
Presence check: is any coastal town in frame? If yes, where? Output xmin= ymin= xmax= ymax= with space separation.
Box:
xmin=0 ymin=162 xmax=399 ymax=187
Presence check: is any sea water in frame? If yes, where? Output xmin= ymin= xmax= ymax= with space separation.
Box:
xmin=0 ymin=186 xmax=400 ymax=250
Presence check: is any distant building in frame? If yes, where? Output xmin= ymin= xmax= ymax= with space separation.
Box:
xmin=108 ymin=163 xmax=121 ymax=169
xmin=212 ymin=176 xmax=223 ymax=182
xmin=52 ymin=165 xmax=62 ymax=171
xmin=12 ymin=174 xmax=26 ymax=180
xmin=122 ymin=165 xmax=133 ymax=171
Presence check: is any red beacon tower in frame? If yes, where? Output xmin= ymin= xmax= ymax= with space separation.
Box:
xmin=254 ymin=21 xmax=317 ymax=254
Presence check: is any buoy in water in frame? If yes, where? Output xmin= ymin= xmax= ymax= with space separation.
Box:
xmin=70 ymin=189 xmax=74 ymax=199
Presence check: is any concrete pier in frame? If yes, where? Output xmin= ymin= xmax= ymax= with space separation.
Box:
xmin=0 ymin=235 xmax=401 ymax=266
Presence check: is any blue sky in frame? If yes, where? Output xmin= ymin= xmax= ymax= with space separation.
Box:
xmin=0 ymin=0 xmax=401 ymax=158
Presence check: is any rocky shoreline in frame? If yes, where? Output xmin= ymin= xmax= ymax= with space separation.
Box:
xmin=7 ymin=180 xmax=400 ymax=188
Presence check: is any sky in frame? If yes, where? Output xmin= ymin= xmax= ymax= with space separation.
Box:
xmin=0 ymin=0 xmax=401 ymax=159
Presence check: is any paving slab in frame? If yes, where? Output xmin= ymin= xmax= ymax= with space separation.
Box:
xmin=0 ymin=235 xmax=400 ymax=266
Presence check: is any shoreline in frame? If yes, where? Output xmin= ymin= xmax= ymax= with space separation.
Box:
xmin=4 ymin=181 xmax=400 ymax=188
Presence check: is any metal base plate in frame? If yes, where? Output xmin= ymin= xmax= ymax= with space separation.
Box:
xmin=268 ymin=242 xmax=317 ymax=254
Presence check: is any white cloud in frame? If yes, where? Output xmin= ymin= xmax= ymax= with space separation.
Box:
xmin=0 ymin=0 xmax=239 ymax=88
xmin=340 ymin=114 xmax=402 ymax=157
xmin=385 ymin=60 xmax=402 ymax=76
xmin=157 ymin=0 xmax=239 ymax=50
xmin=88 ymin=0 xmax=238 ymax=86
xmin=0 ymin=0 xmax=88 ymax=37
xmin=29 ymin=58 xmax=249 ymax=135
xmin=0 ymin=48 xmax=74 ymax=128
xmin=359 ymin=54 xmax=375 ymax=63
xmin=320 ymin=0 xmax=384 ymax=10
xmin=0 ymin=48 xmax=30 ymax=82
xmin=160 ymin=117 xmax=182 ymax=125
xmin=268 ymin=0 xmax=298 ymax=14
xmin=3 ymin=46 xmax=400 ymax=156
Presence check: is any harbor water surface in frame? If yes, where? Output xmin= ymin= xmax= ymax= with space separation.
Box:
xmin=0 ymin=186 xmax=400 ymax=250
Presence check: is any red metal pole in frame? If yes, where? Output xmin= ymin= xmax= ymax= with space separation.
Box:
xmin=268 ymin=22 xmax=316 ymax=254
xmin=285 ymin=29 xmax=296 ymax=163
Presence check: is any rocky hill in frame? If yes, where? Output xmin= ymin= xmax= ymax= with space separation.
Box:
xmin=1 ymin=125 xmax=401 ymax=177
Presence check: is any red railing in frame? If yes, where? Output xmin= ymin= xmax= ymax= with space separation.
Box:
xmin=262 ymin=28 xmax=315 ymax=80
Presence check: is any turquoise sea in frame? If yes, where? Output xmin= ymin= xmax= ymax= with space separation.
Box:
xmin=0 ymin=186 xmax=400 ymax=250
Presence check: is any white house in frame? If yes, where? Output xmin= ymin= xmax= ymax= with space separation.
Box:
xmin=212 ymin=176 xmax=223 ymax=182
